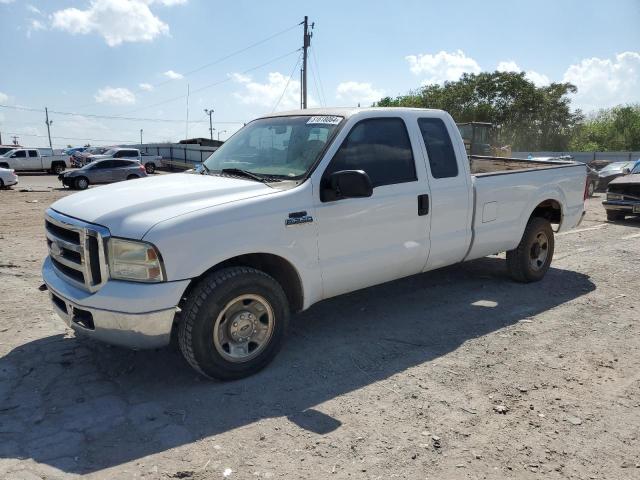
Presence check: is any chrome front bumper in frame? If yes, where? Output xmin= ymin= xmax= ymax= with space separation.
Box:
xmin=602 ymin=200 xmax=640 ymax=214
xmin=43 ymin=257 xmax=188 ymax=349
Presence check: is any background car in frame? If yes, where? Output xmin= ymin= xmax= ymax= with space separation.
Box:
xmin=59 ymin=158 xmax=147 ymax=190
xmin=0 ymin=167 xmax=18 ymax=189
xmin=597 ymin=161 xmax=635 ymax=191
xmin=72 ymin=146 xmax=111 ymax=167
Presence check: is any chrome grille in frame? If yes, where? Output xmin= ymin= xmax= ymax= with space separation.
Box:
xmin=45 ymin=209 xmax=110 ymax=292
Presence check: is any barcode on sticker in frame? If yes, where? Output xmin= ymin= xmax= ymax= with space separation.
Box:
xmin=307 ymin=116 xmax=342 ymax=125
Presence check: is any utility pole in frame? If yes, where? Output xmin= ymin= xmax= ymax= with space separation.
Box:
xmin=140 ymin=129 xmax=143 ymax=144
xmin=217 ymin=130 xmax=226 ymax=141
xmin=204 ymin=108 xmax=215 ymax=140
xmin=45 ymin=107 xmax=53 ymax=150
xmin=11 ymin=135 xmax=19 ymax=145
xmin=301 ymin=16 xmax=314 ymax=109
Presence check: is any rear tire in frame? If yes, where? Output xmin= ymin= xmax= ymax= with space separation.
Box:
xmin=145 ymin=163 xmax=155 ymax=174
xmin=178 ymin=267 xmax=289 ymax=380
xmin=506 ymin=217 xmax=554 ymax=283
xmin=75 ymin=177 xmax=89 ymax=190
xmin=607 ymin=211 xmax=625 ymax=221
xmin=0 ymin=162 xmax=8 ymax=169
xmin=51 ymin=163 xmax=64 ymax=175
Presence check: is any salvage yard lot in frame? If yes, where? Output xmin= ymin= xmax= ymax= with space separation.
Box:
xmin=0 ymin=184 xmax=639 ymax=479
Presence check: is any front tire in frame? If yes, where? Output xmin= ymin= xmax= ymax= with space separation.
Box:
xmin=75 ymin=176 xmax=89 ymax=190
xmin=178 ymin=267 xmax=289 ymax=380
xmin=506 ymin=217 xmax=554 ymax=283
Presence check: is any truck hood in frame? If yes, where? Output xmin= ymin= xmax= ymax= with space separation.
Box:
xmin=609 ymin=174 xmax=640 ymax=185
xmin=50 ymin=173 xmax=276 ymax=238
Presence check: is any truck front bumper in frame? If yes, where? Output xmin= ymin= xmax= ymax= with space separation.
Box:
xmin=43 ymin=257 xmax=190 ymax=349
xmin=602 ymin=200 xmax=640 ymax=214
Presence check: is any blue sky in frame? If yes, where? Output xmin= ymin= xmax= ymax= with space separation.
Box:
xmin=0 ymin=0 xmax=639 ymax=147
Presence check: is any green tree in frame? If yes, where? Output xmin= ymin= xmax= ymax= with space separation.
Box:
xmin=375 ymin=71 xmax=582 ymax=151
xmin=569 ymin=105 xmax=640 ymax=151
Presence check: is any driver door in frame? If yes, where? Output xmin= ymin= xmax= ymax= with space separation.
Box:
xmin=313 ymin=117 xmax=431 ymax=299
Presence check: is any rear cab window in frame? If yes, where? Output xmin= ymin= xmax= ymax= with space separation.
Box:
xmin=418 ymin=118 xmax=459 ymax=179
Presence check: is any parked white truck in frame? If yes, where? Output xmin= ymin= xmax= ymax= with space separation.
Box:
xmin=42 ymin=108 xmax=587 ymax=380
xmin=83 ymin=147 xmax=162 ymax=173
xmin=0 ymin=148 xmax=70 ymax=174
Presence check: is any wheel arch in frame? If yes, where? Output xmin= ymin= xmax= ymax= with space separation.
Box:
xmin=179 ymin=252 xmax=304 ymax=315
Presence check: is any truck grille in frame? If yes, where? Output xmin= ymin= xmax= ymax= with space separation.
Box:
xmin=45 ymin=210 xmax=110 ymax=292
xmin=608 ymin=183 xmax=640 ymax=200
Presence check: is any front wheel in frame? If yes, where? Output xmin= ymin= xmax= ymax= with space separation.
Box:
xmin=75 ymin=176 xmax=89 ymax=190
xmin=506 ymin=217 xmax=554 ymax=283
xmin=178 ymin=267 xmax=289 ymax=380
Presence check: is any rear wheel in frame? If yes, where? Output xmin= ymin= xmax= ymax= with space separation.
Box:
xmin=0 ymin=162 xmax=8 ymax=169
xmin=506 ymin=217 xmax=554 ymax=283
xmin=607 ymin=211 xmax=625 ymax=221
xmin=145 ymin=162 xmax=155 ymax=174
xmin=51 ymin=163 xmax=64 ymax=175
xmin=178 ymin=267 xmax=289 ymax=380
xmin=75 ymin=176 xmax=89 ymax=190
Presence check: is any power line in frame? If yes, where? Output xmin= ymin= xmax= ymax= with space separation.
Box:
xmin=66 ymin=22 xmax=302 ymax=111
xmin=4 ymin=131 xmax=137 ymax=143
xmin=310 ymin=46 xmax=328 ymax=107
xmin=120 ymin=48 xmax=302 ymax=116
xmin=0 ymin=104 xmax=244 ymax=124
xmin=309 ymin=52 xmax=324 ymax=107
xmin=272 ymin=52 xmax=303 ymax=112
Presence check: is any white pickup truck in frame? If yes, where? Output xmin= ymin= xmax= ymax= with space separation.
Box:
xmin=84 ymin=147 xmax=162 ymax=174
xmin=41 ymin=108 xmax=587 ymax=380
xmin=0 ymin=148 xmax=70 ymax=174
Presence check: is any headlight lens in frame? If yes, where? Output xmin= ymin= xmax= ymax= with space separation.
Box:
xmin=607 ymin=193 xmax=624 ymax=201
xmin=108 ymin=238 xmax=165 ymax=282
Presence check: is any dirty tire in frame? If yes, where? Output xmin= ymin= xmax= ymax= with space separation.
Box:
xmin=75 ymin=176 xmax=89 ymax=190
xmin=606 ymin=211 xmax=624 ymax=222
xmin=178 ymin=267 xmax=289 ymax=380
xmin=145 ymin=162 xmax=155 ymax=174
xmin=506 ymin=217 xmax=554 ymax=283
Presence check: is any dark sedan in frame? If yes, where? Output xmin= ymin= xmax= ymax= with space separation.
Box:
xmin=596 ymin=161 xmax=635 ymax=191
xmin=59 ymin=158 xmax=147 ymax=190
xmin=603 ymin=162 xmax=640 ymax=221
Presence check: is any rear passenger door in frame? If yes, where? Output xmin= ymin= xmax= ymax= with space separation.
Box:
xmin=25 ymin=150 xmax=42 ymax=170
xmin=314 ymin=116 xmax=431 ymax=299
xmin=111 ymin=160 xmax=134 ymax=181
xmin=417 ymin=117 xmax=473 ymax=270
xmin=90 ymin=160 xmax=114 ymax=183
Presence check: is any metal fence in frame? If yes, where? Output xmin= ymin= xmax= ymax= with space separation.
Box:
xmin=123 ymin=143 xmax=219 ymax=169
xmin=512 ymin=151 xmax=640 ymax=164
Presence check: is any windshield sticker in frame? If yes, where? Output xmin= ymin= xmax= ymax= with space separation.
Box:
xmin=307 ymin=116 xmax=342 ymax=125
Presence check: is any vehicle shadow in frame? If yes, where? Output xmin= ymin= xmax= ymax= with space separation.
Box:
xmin=610 ymin=216 xmax=640 ymax=228
xmin=0 ymin=257 xmax=595 ymax=474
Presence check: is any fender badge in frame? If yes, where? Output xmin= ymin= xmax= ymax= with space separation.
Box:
xmin=286 ymin=211 xmax=313 ymax=226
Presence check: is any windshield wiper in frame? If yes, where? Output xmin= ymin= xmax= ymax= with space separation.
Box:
xmin=219 ymin=168 xmax=278 ymax=183
xmin=200 ymin=163 xmax=210 ymax=175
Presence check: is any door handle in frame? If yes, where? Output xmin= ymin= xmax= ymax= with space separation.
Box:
xmin=418 ymin=194 xmax=429 ymax=216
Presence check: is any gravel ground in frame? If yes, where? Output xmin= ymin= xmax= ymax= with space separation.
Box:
xmin=0 ymin=180 xmax=639 ymax=480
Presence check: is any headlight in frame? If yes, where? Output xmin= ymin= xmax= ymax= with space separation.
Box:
xmin=107 ymin=238 xmax=165 ymax=282
xmin=607 ymin=193 xmax=624 ymax=201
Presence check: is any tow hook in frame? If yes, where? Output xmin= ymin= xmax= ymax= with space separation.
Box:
xmin=38 ymin=284 xmax=48 ymax=292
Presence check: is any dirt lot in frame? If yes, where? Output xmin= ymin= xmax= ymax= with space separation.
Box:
xmin=0 ymin=178 xmax=639 ymax=480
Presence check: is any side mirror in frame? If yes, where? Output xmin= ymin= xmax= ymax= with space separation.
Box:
xmin=10 ymin=154 xmax=16 ymax=158
xmin=324 ymin=170 xmax=373 ymax=201
xmin=623 ymin=168 xmax=631 ymax=175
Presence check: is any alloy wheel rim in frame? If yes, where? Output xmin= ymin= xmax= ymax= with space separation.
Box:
xmin=529 ymin=231 xmax=549 ymax=271
xmin=213 ymin=294 xmax=274 ymax=363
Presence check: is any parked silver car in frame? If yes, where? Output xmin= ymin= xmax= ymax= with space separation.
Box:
xmin=59 ymin=158 xmax=147 ymax=190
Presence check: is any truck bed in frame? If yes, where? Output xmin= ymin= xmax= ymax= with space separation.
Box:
xmin=469 ymin=155 xmax=578 ymax=176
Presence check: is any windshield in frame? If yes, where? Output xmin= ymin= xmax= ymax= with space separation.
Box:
xmin=103 ymin=148 xmax=118 ymax=156
xmin=632 ymin=163 xmax=640 ymax=175
xmin=203 ymin=115 xmax=343 ymax=179
xmin=601 ymin=162 xmax=627 ymax=172
xmin=2 ymin=149 xmax=17 ymax=157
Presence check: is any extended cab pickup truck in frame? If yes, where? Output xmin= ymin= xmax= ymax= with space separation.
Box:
xmin=0 ymin=148 xmax=70 ymax=174
xmin=41 ymin=108 xmax=587 ymax=380
xmin=84 ymin=147 xmax=161 ymax=174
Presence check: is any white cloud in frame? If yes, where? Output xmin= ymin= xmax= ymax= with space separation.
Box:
xmin=26 ymin=19 xmax=46 ymax=37
xmin=0 ymin=91 xmax=8 ymax=103
xmin=0 ymin=0 xmax=16 ymax=4
xmin=406 ymin=50 xmax=481 ymax=84
xmin=495 ymin=60 xmax=550 ymax=86
xmin=50 ymin=0 xmax=184 ymax=47
xmin=163 ymin=70 xmax=183 ymax=80
xmin=26 ymin=4 xmax=41 ymax=14
xmin=563 ymin=51 xmax=640 ymax=112
xmin=336 ymin=81 xmax=384 ymax=106
xmin=94 ymin=86 xmax=136 ymax=105
xmin=232 ymin=72 xmax=308 ymax=111
xmin=139 ymin=82 xmax=154 ymax=91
